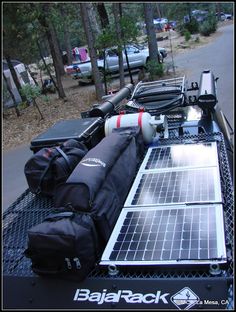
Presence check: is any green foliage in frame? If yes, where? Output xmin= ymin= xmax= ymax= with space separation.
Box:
xmin=161 ymin=3 xmax=191 ymax=21
xmin=120 ymin=16 xmax=140 ymax=44
xmin=3 ymin=81 xmax=11 ymax=103
xmin=95 ymin=15 xmax=139 ymax=56
xmin=199 ymin=15 xmax=217 ymax=36
xmin=185 ymin=18 xmax=199 ymax=34
xmin=177 ymin=19 xmax=199 ymax=36
xmin=105 ymin=3 xmax=144 ymax=23
xmin=146 ymin=60 xmax=164 ymax=80
xmin=19 ymin=84 xmax=44 ymax=119
xmin=96 ymin=15 xmax=140 ymax=50
xmin=184 ymin=30 xmax=191 ymax=42
xmin=176 ymin=22 xmax=187 ymax=36
xmin=3 ymin=3 xmax=41 ymax=64
xmin=41 ymin=95 xmax=50 ymax=102
xmin=49 ymin=3 xmax=86 ymax=49
xmin=19 ymin=84 xmax=42 ymax=101
xmin=95 ymin=26 xmax=117 ymax=50
xmin=38 ymin=61 xmax=54 ymax=73
xmin=18 ymin=101 xmax=29 ymax=109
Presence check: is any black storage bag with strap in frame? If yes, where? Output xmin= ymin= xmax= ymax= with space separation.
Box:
xmin=24 ymin=139 xmax=88 ymax=197
xmin=24 ymin=210 xmax=101 ymax=281
xmin=54 ymin=127 xmax=144 ymax=242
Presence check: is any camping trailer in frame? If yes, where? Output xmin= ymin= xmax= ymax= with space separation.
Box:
xmin=3 ymin=59 xmax=35 ymax=108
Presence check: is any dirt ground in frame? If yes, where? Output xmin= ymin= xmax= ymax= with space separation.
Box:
xmin=2 ymin=21 xmax=231 ymax=151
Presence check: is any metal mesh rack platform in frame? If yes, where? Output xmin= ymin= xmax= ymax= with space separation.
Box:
xmin=3 ymin=132 xmax=234 ymax=309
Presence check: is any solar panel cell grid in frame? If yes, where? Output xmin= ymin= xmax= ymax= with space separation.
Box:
xmin=104 ymin=206 xmax=224 ymax=264
xmin=141 ymin=143 xmax=217 ymax=171
xmin=124 ymin=142 xmax=221 ymax=207
xmin=129 ymin=168 xmax=219 ymax=206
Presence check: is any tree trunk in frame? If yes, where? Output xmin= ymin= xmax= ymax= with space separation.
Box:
xmin=38 ymin=4 xmax=66 ymax=99
xmin=24 ymin=63 xmax=39 ymax=86
xmin=33 ymin=99 xmax=44 ymax=120
xmin=124 ymin=46 xmax=134 ymax=85
xmin=64 ymin=30 xmax=72 ymax=65
xmin=113 ymin=3 xmax=125 ymax=89
xmin=52 ymin=22 xmax=66 ymax=76
xmin=119 ymin=4 xmax=133 ymax=85
xmin=4 ymin=54 xmax=28 ymax=104
xmin=61 ymin=5 xmax=73 ymax=65
xmin=216 ymin=3 xmax=221 ymax=21
xmin=86 ymin=3 xmax=102 ymax=37
xmin=96 ymin=3 xmax=109 ymax=28
xmin=80 ymin=3 xmax=104 ymax=101
xmin=155 ymin=3 xmax=162 ymax=18
xmin=143 ymin=3 xmax=160 ymax=63
xmin=103 ymin=49 xmax=108 ymax=95
xmin=187 ymin=3 xmax=192 ymax=22
xmin=36 ymin=39 xmax=59 ymax=92
xmin=3 ymin=71 xmax=20 ymax=117
xmin=47 ymin=30 xmax=66 ymax=99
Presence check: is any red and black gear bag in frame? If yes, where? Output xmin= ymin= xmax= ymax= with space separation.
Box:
xmin=24 ymin=139 xmax=88 ymax=197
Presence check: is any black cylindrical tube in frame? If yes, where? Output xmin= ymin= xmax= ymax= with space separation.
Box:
xmin=90 ymin=101 xmax=114 ymax=118
xmin=90 ymin=83 xmax=134 ymax=118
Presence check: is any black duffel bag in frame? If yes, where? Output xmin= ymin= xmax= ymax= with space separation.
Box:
xmin=24 ymin=139 xmax=88 ymax=197
xmin=54 ymin=127 xmax=144 ymax=241
xmin=24 ymin=211 xmax=101 ymax=281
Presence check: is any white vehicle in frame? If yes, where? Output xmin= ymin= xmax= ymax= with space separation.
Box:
xmin=65 ymin=44 xmax=167 ymax=83
xmin=216 ymin=12 xmax=233 ymax=21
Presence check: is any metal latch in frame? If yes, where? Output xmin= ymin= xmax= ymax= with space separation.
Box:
xmin=149 ymin=114 xmax=169 ymax=138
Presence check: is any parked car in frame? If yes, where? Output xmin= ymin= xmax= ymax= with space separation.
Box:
xmin=216 ymin=12 xmax=233 ymax=21
xmin=65 ymin=44 xmax=167 ymax=82
xmin=192 ymin=10 xmax=208 ymax=22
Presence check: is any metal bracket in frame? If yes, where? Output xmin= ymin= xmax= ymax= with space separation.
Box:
xmin=108 ymin=264 xmax=119 ymax=276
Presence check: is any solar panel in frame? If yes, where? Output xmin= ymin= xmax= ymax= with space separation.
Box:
xmin=124 ymin=142 xmax=221 ymax=207
xmin=100 ymin=205 xmax=227 ymax=266
xmin=138 ymin=142 xmax=218 ymax=172
xmin=100 ymin=140 xmax=225 ymax=269
xmin=124 ymin=167 xmax=222 ymax=207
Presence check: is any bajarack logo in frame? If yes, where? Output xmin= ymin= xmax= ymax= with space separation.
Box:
xmin=170 ymin=287 xmax=200 ymax=310
xmin=80 ymin=158 xmax=106 ymax=168
xmin=73 ymin=288 xmax=170 ymax=305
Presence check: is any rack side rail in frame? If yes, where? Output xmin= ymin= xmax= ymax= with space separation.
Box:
xmin=3 ymin=132 xmax=234 ymax=310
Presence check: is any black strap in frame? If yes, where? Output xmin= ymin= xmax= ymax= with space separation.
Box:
xmin=36 ymin=146 xmax=86 ymax=194
xmin=54 ymin=147 xmax=88 ymax=177
xmin=44 ymin=211 xmax=74 ymax=221
xmin=55 ymin=147 xmax=72 ymax=171
xmin=36 ymin=150 xmax=59 ymax=194
xmin=64 ymin=148 xmax=87 ymax=158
